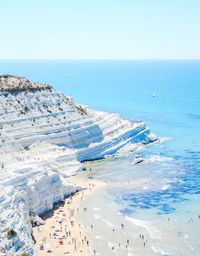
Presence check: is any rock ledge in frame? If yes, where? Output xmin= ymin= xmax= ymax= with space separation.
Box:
xmin=0 ymin=75 xmax=52 ymax=92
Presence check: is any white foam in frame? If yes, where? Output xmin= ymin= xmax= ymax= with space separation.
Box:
xmin=146 ymin=155 xmax=173 ymax=163
xmin=108 ymin=241 xmax=119 ymax=253
xmin=159 ymin=137 xmax=172 ymax=143
xmin=95 ymin=235 xmax=104 ymax=240
xmin=151 ymin=245 xmax=173 ymax=255
xmin=126 ymin=216 xmax=161 ymax=239
xmin=188 ymin=244 xmax=194 ymax=250
xmin=94 ymin=214 xmax=102 ymax=220
xmin=161 ymin=185 xmax=170 ymax=190
xmin=108 ymin=241 xmax=113 ymax=248
xmin=103 ymin=219 xmax=113 ymax=228
xmin=93 ymin=207 xmax=100 ymax=212
xmin=135 ymin=144 xmax=145 ymax=152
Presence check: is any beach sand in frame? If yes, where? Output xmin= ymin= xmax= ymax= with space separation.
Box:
xmin=33 ymin=176 xmax=105 ymax=256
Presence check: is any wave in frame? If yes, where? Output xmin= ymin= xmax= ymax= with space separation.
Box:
xmin=125 ymin=216 xmax=161 ymax=239
xmin=102 ymin=219 xmax=114 ymax=228
xmin=93 ymin=207 xmax=100 ymax=212
xmin=151 ymin=245 xmax=173 ymax=255
xmin=145 ymin=155 xmax=173 ymax=163
xmin=161 ymin=185 xmax=171 ymax=190
xmin=95 ymin=235 xmax=105 ymax=240
xmin=158 ymin=137 xmax=172 ymax=143
xmin=94 ymin=214 xmax=102 ymax=220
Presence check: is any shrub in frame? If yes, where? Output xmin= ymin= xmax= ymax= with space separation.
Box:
xmin=18 ymin=253 xmax=30 ymax=256
xmin=7 ymin=229 xmax=17 ymax=239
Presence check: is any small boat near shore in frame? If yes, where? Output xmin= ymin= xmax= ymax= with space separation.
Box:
xmin=131 ymin=156 xmax=144 ymax=165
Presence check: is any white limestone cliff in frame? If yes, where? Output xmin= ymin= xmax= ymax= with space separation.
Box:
xmin=0 ymin=75 xmax=157 ymax=255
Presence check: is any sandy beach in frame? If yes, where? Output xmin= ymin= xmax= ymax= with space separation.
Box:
xmin=33 ymin=176 xmax=105 ymax=256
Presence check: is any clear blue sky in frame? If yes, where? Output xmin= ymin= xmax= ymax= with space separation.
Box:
xmin=0 ymin=0 xmax=200 ymax=59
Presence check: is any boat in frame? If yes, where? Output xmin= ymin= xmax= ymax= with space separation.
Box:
xmin=131 ymin=156 xmax=144 ymax=165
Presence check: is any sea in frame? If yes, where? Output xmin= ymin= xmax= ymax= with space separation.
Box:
xmin=1 ymin=60 xmax=200 ymax=255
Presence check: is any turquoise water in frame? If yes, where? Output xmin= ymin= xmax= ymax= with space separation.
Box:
xmin=1 ymin=60 xmax=200 ymax=254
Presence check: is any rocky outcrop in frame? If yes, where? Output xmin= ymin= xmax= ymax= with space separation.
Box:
xmin=0 ymin=75 xmax=52 ymax=92
xmin=0 ymin=76 xmax=157 ymax=255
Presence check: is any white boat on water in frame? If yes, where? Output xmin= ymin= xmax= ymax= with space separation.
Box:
xmin=131 ymin=156 xmax=144 ymax=165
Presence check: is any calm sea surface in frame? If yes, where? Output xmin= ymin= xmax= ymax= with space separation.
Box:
xmin=1 ymin=60 xmax=200 ymax=255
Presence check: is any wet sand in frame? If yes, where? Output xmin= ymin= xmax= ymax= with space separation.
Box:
xmin=33 ymin=171 xmax=199 ymax=256
xmin=33 ymin=176 xmax=105 ymax=256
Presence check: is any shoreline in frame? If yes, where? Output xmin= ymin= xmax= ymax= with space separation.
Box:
xmin=33 ymin=176 xmax=105 ymax=256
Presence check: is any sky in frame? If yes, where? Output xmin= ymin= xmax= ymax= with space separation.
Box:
xmin=0 ymin=0 xmax=200 ymax=60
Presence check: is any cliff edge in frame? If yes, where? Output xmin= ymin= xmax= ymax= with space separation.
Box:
xmin=0 ymin=75 xmax=52 ymax=92
xmin=0 ymin=76 xmax=157 ymax=255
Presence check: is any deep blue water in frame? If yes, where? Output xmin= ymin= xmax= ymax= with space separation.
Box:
xmin=1 ymin=60 xmax=200 ymax=216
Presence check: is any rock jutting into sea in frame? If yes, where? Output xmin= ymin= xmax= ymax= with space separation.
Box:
xmin=0 ymin=75 xmax=157 ymax=255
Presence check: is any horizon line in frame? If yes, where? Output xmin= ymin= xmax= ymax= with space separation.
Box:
xmin=0 ymin=58 xmax=200 ymax=61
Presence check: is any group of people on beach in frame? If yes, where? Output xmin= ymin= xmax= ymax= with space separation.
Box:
xmin=36 ymin=180 xmax=96 ymax=255
xmin=36 ymin=177 xmax=153 ymax=255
